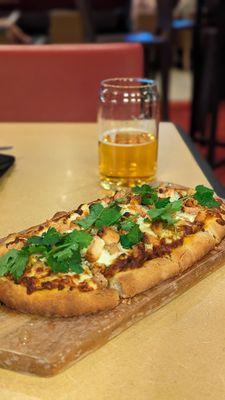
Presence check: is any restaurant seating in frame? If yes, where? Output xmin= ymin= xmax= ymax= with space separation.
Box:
xmin=0 ymin=43 xmax=143 ymax=122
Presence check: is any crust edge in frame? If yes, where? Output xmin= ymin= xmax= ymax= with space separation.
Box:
xmin=0 ymin=278 xmax=120 ymax=317
xmin=110 ymin=230 xmax=220 ymax=298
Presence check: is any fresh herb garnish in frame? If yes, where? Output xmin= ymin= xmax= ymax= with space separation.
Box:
xmin=76 ymin=203 xmax=104 ymax=230
xmin=115 ymin=197 xmax=127 ymax=204
xmin=0 ymin=228 xmax=93 ymax=279
xmin=132 ymin=184 xmax=158 ymax=205
xmin=147 ymin=199 xmax=182 ymax=225
xmin=0 ymin=249 xmax=29 ymax=281
xmin=193 ymin=185 xmax=220 ymax=208
xmin=95 ymin=204 xmax=122 ymax=229
xmin=120 ymin=224 xmax=143 ymax=249
xmin=26 ymin=227 xmax=62 ymax=247
xmin=77 ymin=202 xmax=122 ymax=230
xmin=120 ymin=218 xmax=136 ymax=232
xmin=155 ymin=197 xmax=170 ymax=209
xmin=65 ymin=230 xmax=93 ymax=249
xmin=47 ymin=251 xmax=83 ymax=274
xmin=44 ymin=230 xmax=92 ymax=275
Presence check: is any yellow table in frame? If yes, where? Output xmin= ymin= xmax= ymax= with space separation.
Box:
xmin=0 ymin=122 xmax=225 ymax=399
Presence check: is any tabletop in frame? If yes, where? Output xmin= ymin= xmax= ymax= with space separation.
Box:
xmin=0 ymin=122 xmax=225 ymax=399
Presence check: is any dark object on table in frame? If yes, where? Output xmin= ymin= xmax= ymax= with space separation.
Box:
xmin=0 ymin=154 xmax=15 ymax=177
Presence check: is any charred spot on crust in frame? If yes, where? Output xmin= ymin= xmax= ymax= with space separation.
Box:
xmin=52 ymin=211 xmax=68 ymax=221
xmin=216 ymin=218 xmax=225 ymax=226
xmin=19 ymin=276 xmax=40 ymax=295
xmin=78 ymin=281 xmax=94 ymax=292
xmin=17 ymin=271 xmax=95 ymax=294
xmin=75 ymin=206 xmax=83 ymax=215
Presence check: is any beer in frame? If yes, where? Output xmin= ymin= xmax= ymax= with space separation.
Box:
xmin=99 ymin=128 xmax=158 ymax=189
xmin=98 ymin=78 xmax=159 ymax=189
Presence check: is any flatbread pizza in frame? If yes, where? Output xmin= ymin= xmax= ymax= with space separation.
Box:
xmin=0 ymin=183 xmax=224 ymax=317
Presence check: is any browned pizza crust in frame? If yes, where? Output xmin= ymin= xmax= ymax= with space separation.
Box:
xmin=109 ymin=257 xmax=180 ymax=298
xmin=0 ymin=278 xmax=120 ymax=317
xmin=205 ymin=218 xmax=225 ymax=242
xmin=109 ymin=231 xmax=219 ymax=298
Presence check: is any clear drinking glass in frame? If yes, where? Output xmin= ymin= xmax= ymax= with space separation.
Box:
xmin=98 ymin=77 xmax=159 ymax=190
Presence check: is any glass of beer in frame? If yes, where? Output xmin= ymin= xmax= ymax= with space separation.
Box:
xmin=98 ymin=78 xmax=159 ymax=190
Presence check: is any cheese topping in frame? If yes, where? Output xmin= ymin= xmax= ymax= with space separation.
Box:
xmin=137 ymin=216 xmax=157 ymax=236
xmin=176 ymin=211 xmax=196 ymax=223
xmin=97 ymin=249 xmax=119 ymax=266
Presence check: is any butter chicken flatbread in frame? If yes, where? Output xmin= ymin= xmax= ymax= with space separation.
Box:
xmin=0 ymin=183 xmax=224 ymax=317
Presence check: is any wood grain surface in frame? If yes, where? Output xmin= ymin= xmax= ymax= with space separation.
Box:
xmin=0 ymin=240 xmax=225 ymax=377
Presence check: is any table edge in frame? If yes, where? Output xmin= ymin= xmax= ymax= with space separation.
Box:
xmin=176 ymin=124 xmax=225 ymax=198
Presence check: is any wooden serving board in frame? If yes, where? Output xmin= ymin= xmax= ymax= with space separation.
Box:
xmin=0 ymin=240 xmax=225 ymax=377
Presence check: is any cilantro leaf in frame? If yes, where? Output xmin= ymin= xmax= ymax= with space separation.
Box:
xmin=50 ymin=242 xmax=79 ymax=262
xmin=47 ymin=251 xmax=83 ymax=274
xmin=120 ymin=219 xmax=136 ymax=231
xmin=0 ymin=249 xmax=29 ymax=280
xmin=47 ymin=230 xmax=92 ymax=270
xmin=147 ymin=208 xmax=164 ymax=220
xmin=24 ymin=245 xmax=48 ymax=255
xmin=27 ymin=227 xmax=62 ymax=247
xmin=26 ymin=236 xmax=43 ymax=246
xmin=77 ymin=202 xmax=122 ymax=230
xmin=77 ymin=203 xmax=104 ymax=230
xmin=95 ymin=204 xmax=122 ymax=229
xmin=0 ymin=250 xmax=18 ymax=276
xmin=120 ymin=224 xmax=143 ymax=249
xmin=0 ymin=228 xmax=92 ymax=280
xmin=115 ymin=197 xmax=127 ymax=204
xmin=132 ymin=184 xmax=154 ymax=196
xmin=147 ymin=200 xmax=182 ymax=225
xmin=132 ymin=184 xmax=158 ymax=205
xmin=193 ymin=185 xmax=220 ymax=208
xmin=9 ymin=250 xmax=29 ymax=280
xmin=64 ymin=230 xmax=92 ymax=249
xmin=161 ymin=213 xmax=176 ymax=225
xmin=155 ymin=197 xmax=170 ymax=209
xmin=169 ymin=199 xmax=183 ymax=211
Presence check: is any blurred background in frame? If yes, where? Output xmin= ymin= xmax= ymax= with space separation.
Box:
xmin=0 ymin=0 xmax=224 ymax=186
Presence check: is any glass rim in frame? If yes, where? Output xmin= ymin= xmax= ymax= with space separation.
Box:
xmin=101 ymin=77 xmax=157 ymax=90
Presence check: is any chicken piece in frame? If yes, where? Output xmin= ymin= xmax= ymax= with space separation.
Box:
xmin=101 ymin=227 xmax=119 ymax=245
xmin=184 ymin=198 xmax=197 ymax=207
xmin=93 ymin=272 xmax=108 ymax=288
xmin=151 ymin=222 xmax=163 ymax=236
xmin=144 ymin=233 xmax=160 ymax=246
xmin=183 ymin=206 xmax=200 ymax=215
xmin=86 ymin=236 xmax=105 ymax=262
xmin=106 ymin=243 xmax=120 ymax=255
xmin=195 ymin=211 xmax=207 ymax=223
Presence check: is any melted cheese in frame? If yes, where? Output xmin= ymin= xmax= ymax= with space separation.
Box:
xmin=176 ymin=211 xmax=196 ymax=223
xmin=170 ymin=191 xmax=180 ymax=202
xmin=68 ymin=212 xmax=79 ymax=222
xmin=97 ymin=249 xmax=118 ymax=266
xmin=145 ymin=243 xmax=153 ymax=251
xmin=137 ymin=217 xmax=157 ymax=237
